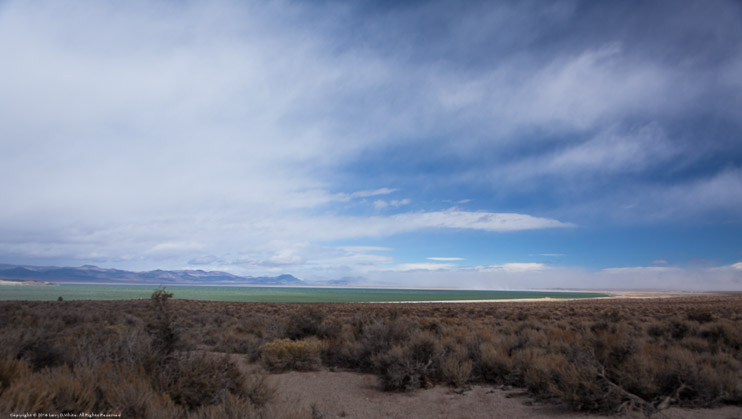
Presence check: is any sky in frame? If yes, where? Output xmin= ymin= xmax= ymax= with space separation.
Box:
xmin=1 ymin=0 xmax=741 ymax=290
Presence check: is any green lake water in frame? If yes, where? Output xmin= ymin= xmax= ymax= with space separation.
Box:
xmin=0 ymin=284 xmax=609 ymax=303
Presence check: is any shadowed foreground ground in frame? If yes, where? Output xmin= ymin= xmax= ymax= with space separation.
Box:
xmin=258 ymin=362 xmax=742 ymax=418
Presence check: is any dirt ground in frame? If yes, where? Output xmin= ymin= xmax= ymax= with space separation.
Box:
xmin=230 ymin=355 xmax=742 ymax=419
xmin=219 ymin=294 xmax=742 ymax=419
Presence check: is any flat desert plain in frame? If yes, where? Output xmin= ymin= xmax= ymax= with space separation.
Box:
xmin=0 ymin=292 xmax=741 ymax=418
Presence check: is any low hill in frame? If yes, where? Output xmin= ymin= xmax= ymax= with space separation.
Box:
xmin=0 ymin=264 xmax=302 ymax=286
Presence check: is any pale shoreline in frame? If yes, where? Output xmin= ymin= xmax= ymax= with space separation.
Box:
xmin=373 ymin=292 xmax=711 ymax=304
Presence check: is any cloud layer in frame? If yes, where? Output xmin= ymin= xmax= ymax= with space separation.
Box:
xmin=0 ymin=0 xmax=741 ymax=290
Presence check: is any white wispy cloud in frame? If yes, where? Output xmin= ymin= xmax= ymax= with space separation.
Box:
xmin=427 ymin=257 xmax=464 ymax=261
xmin=338 ymin=246 xmax=393 ymax=253
xmin=475 ymin=263 xmax=547 ymax=273
xmin=711 ymin=262 xmax=742 ymax=272
xmin=494 ymin=123 xmax=679 ymax=185
xmin=147 ymin=242 xmax=205 ymax=254
xmin=0 ymin=207 xmax=571 ymax=272
xmin=374 ymin=198 xmax=411 ymax=209
xmin=350 ymin=188 xmax=398 ymax=198
xmin=588 ymin=168 xmax=742 ymax=223
xmin=386 ymin=210 xmax=572 ymax=233
xmin=381 ymin=263 xmax=457 ymax=272
xmin=601 ymin=266 xmax=680 ymax=275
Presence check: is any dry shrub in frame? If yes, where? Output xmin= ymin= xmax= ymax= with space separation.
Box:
xmin=323 ymin=314 xmax=417 ymax=372
xmin=591 ymin=328 xmax=638 ymax=372
xmin=152 ymin=354 xmax=246 ymax=410
xmin=508 ymin=347 xmax=539 ymax=387
xmin=262 ymin=401 xmax=314 ymax=419
xmin=653 ymin=347 xmax=741 ymax=407
xmin=86 ymin=362 xmax=181 ymax=419
xmin=610 ymin=349 xmax=661 ymax=400
xmin=0 ymin=365 xmax=96 ymax=414
xmin=669 ymin=320 xmax=691 ymax=340
xmin=0 ymin=361 xmax=181 ymax=418
xmin=687 ymin=309 xmax=714 ymax=323
xmin=242 ymin=367 xmax=276 ymax=408
xmin=323 ymin=323 xmax=368 ymax=370
xmin=187 ymin=393 xmax=257 ymax=419
xmin=16 ymin=333 xmax=65 ymax=371
xmin=440 ymin=350 xmax=472 ymax=388
xmin=680 ymin=336 xmax=711 ymax=353
xmin=646 ymin=322 xmax=666 ymax=338
xmin=545 ymin=326 xmax=580 ymax=354
xmin=358 ymin=316 xmax=416 ymax=362
xmin=549 ymin=360 xmax=627 ymax=412
xmin=2 ymin=294 xmax=742 ymax=416
xmin=147 ymin=288 xmax=181 ymax=360
xmin=0 ymin=358 xmax=30 ymax=396
xmin=71 ymin=322 xmax=152 ymax=367
xmin=317 ymin=317 xmax=343 ymax=340
xmin=372 ymin=345 xmax=420 ymax=391
xmin=372 ymin=332 xmax=442 ymax=391
xmin=104 ymin=373 xmax=180 ymax=418
xmin=215 ymin=333 xmax=262 ymax=359
xmin=260 ymin=338 xmax=322 ymax=372
xmin=408 ymin=332 xmax=442 ymax=368
xmin=523 ymin=350 xmax=563 ymax=397
xmin=478 ymin=342 xmax=510 ymax=384
xmin=699 ymin=320 xmax=742 ymax=350
xmin=285 ymin=307 xmax=326 ymax=340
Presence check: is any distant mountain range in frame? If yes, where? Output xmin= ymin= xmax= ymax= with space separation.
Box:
xmin=0 ymin=264 xmax=303 ymax=286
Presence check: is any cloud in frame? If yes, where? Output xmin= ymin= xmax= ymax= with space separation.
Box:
xmin=0 ymin=0 xmax=740 ymax=289
xmin=427 ymin=257 xmax=464 ymax=261
xmin=594 ymin=168 xmax=742 ymax=223
xmin=593 ymin=265 xmax=742 ymax=290
xmin=712 ymin=262 xmax=742 ymax=272
xmin=381 ymin=263 xmax=457 ymax=272
xmin=374 ymin=198 xmax=411 ymax=209
xmin=148 ymin=241 xmax=205 ymax=254
xmin=542 ymin=124 xmax=676 ymax=175
xmin=487 ymin=123 xmax=683 ymax=193
xmin=601 ymin=266 xmax=679 ymax=275
xmin=363 ymin=263 xmax=742 ymax=291
xmin=0 ymin=206 xmax=570 ymax=273
xmin=475 ymin=263 xmax=547 ymax=273
xmin=187 ymin=241 xmax=396 ymax=276
xmin=373 ymin=200 xmax=388 ymax=209
xmin=338 ymin=246 xmax=393 ymax=253
xmin=350 ymin=188 xmax=398 ymax=198
xmin=386 ymin=210 xmax=572 ymax=233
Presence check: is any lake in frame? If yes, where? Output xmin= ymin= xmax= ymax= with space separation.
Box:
xmin=0 ymin=284 xmax=609 ymax=302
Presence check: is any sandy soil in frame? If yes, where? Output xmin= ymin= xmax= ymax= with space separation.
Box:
xmin=221 ymin=293 xmax=742 ymax=418
xmin=226 ymin=352 xmax=742 ymax=419
xmin=264 ymin=369 xmax=742 ymax=419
